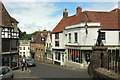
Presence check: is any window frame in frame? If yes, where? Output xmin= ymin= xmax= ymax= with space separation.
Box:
xmin=55 ymin=33 xmax=59 ymax=39
xmin=101 ymin=32 xmax=105 ymax=40
xmin=68 ymin=33 xmax=71 ymax=43
xmin=119 ymin=32 xmax=120 ymax=42
xmin=55 ymin=41 xmax=59 ymax=47
xmin=74 ymin=32 xmax=78 ymax=43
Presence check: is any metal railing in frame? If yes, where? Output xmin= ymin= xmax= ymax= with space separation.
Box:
xmin=100 ymin=49 xmax=120 ymax=74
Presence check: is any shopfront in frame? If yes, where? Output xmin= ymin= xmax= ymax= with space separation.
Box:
xmin=2 ymin=52 xmax=19 ymax=69
xmin=52 ymin=49 xmax=66 ymax=65
xmin=66 ymin=47 xmax=92 ymax=68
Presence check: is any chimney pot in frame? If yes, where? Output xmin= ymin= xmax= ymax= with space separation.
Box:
xmin=63 ymin=8 xmax=68 ymax=18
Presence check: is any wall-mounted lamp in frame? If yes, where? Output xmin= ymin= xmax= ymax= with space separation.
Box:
xmin=85 ymin=23 xmax=88 ymax=34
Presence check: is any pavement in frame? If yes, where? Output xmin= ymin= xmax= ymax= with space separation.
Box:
xmin=13 ymin=68 xmax=31 ymax=74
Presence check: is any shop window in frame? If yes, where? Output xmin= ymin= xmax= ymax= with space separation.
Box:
xmin=11 ymin=55 xmax=18 ymax=68
xmin=2 ymin=57 xmax=9 ymax=66
xmin=68 ymin=49 xmax=82 ymax=63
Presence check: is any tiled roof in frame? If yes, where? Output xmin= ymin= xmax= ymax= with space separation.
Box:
xmin=0 ymin=2 xmax=18 ymax=27
xmin=52 ymin=8 xmax=120 ymax=33
xmin=31 ymin=30 xmax=51 ymax=43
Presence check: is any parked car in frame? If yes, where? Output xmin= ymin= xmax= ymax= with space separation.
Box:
xmin=0 ymin=66 xmax=14 ymax=80
xmin=26 ymin=58 xmax=36 ymax=67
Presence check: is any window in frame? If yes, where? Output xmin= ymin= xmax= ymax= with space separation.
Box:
xmin=101 ymin=32 xmax=105 ymax=40
xmin=55 ymin=33 xmax=59 ymax=39
xmin=19 ymin=47 xmax=22 ymax=50
xmin=2 ymin=68 xmax=10 ymax=75
xmin=55 ymin=41 xmax=59 ymax=47
xmin=119 ymin=32 xmax=120 ymax=42
xmin=28 ymin=47 xmax=30 ymax=50
xmin=55 ymin=52 xmax=60 ymax=60
xmin=68 ymin=49 xmax=82 ymax=63
xmin=68 ymin=33 xmax=71 ymax=43
xmin=23 ymin=47 xmax=25 ymax=50
xmin=74 ymin=33 xmax=78 ymax=43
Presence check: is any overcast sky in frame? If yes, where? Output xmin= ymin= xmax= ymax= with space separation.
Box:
xmin=1 ymin=0 xmax=119 ymax=33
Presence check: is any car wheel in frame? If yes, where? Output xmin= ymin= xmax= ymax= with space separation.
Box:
xmin=10 ymin=75 xmax=13 ymax=80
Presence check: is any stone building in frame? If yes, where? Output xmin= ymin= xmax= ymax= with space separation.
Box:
xmin=30 ymin=29 xmax=50 ymax=62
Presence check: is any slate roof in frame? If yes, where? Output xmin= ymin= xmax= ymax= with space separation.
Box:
xmin=52 ymin=8 xmax=120 ymax=33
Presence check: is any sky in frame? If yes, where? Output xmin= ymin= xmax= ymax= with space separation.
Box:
xmin=1 ymin=0 xmax=119 ymax=34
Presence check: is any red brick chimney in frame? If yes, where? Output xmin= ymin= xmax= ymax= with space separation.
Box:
xmin=76 ymin=6 xmax=82 ymax=14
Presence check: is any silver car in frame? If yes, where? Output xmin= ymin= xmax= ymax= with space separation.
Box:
xmin=0 ymin=66 xmax=14 ymax=80
xmin=26 ymin=58 xmax=36 ymax=67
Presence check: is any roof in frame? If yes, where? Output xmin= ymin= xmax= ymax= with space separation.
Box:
xmin=52 ymin=8 xmax=120 ymax=33
xmin=0 ymin=2 xmax=18 ymax=27
xmin=19 ymin=40 xmax=31 ymax=44
xmin=31 ymin=30 xmax=51 ymax=43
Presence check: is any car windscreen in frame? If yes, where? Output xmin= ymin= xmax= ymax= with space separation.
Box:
xmin=26 ymin=59 xmax=34 ymax=62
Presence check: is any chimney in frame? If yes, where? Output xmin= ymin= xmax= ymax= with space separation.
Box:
xmin=76 ymin=6 xmax=82 ymax=14
xmin=63 ymin=8 xmax=68 ymax=18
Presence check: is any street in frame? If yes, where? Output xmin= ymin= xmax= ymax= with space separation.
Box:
xmin=14 ymin=62 xmax=90 ymax=80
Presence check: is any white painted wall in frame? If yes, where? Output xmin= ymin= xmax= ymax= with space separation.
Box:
xmin=59 ymin=33 xmax=65 ymax=48
xmin=101 ymin=30 xmax=119 ymax=46
xmin=52 ymin=34 xmax=55 ymax=48
xmin=80 ymin=28 xmax=99 ymax=46
xmin=19 ymin=46 xmax=31 ymax=58
xmin=65 ymin=27 xmax=100 ymax=46
xmin=52 ymin=32 xmax=65 ymax=49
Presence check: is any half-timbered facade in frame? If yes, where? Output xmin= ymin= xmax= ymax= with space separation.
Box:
xmin=0 ymin=2 xmax=19 ymax=69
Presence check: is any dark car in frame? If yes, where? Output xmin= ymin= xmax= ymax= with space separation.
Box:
xmin=26 ymin=58 xmax=36 ymax=67
xmin=0 ymin=66 xmax=14 ymax=80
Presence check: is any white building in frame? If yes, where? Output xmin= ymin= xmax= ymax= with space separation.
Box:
xmin=19 ymin=40 xmax=31 ymax=58
xmin=65 ymin=23 xmax=100 ymax=68
xmin=52 ymin=7 xmax=120 ymax=68
xmin=45 ymin=32 xmax=53 ymax=63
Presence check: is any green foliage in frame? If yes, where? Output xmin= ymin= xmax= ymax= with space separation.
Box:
xmin=20 ymin=31 xmax=37 ymax=40
xmin=19 ymin=30 xmax=51 ymax=40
